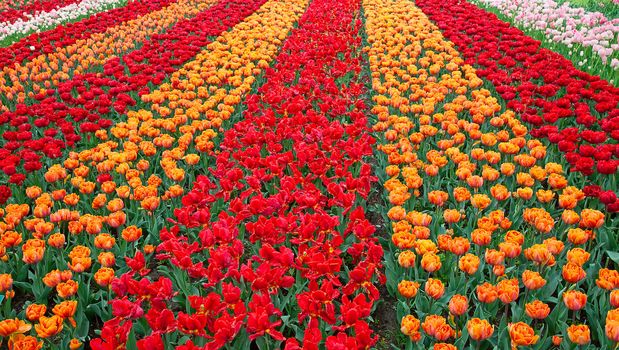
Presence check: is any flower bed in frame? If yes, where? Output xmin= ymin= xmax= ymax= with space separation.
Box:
xmin=365 ymin=0 xmax=618 ymax=347
xmin=417 ymin=0 xmax=619 ymax=212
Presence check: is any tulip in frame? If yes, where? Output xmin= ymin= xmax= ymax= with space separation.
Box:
xmin=563 ymin=290 xmax=587 ymax=311
xmin=398 ymin=280 xmax=420 ymax=298
xmin=476 ymin=283 xmax=497 ymax=304
xmin=425 ymin=278 xmax=445 ymax=300
xmin=7 ymin=334 xmax=42 ymax=350
xmin=525 ymin=300 xmax=550 ymax=320
xmin=508 ymin=322 xmax=538 ymax=347
xmin=94 ymin=267 xmax=115 ymax=287
xmin=397 ymin=251 xmax=416 ymax=268
xmin=69 ymin=338 xmax=83 ymax=350
xmin=56 ymin=280 xmax=79 ymax=299
xmin=34 ymin=315 xmax=63 ymax=338
xmin=25 ymin=304 xmax=47 ymax=322
xmin=567 ymin=324 xmax=590 ymax=345
xmin=121 ymin=226 xmax=143 ymax=243
xmin=562 ymin=262 xmax=586 ymax=283
xmin=467 ymin=318 xmax=494 ymax=341
xmin=401 ymin=315 xmax=421 ymax=342
xmin=52 ymin=300 xmax=78 ymax=327
xmin=448 ymin=294 xmax=468 ymax=316
xmin=0 ymin=318 xmax=32 ymax=337
xmin=421 ymin=252 xmax=442 ymax=273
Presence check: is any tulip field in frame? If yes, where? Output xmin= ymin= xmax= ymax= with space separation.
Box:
xmin=0 ymin=0 xmax=618 ymax=349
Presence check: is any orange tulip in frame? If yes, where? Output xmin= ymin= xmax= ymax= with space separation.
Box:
xmin=515 ymin=187 xmax=533 ymax=200
xmin=422 ymin=315 xmax=448 ymax=338
xmin=524 ymin=244 xmax=555 ymax=266
xmin=421 ymin=253 xmax=442 ymax=273
xmin=85 ymin=219 xmax=103 ymax=235
xmin=547 ymin=173 xmax=567 ymax=189
xmin=0 ymin=318 xmax=32 ymax=337
xmin=567 ymin=228 xmax=590 ymax=245
xmin=34 ymin=315 xmax=63 ymax=338
xmin=25 ymin=187 xmax=42 ymax=199
xmin=476 ymin=283 xmax=497 ymax=304
xmin=471 ymin=229 xmax=491 ymax=246
xmin=141 ymin=244 xmax=154 ymax=256
xmin=467 ymin=318 xmax=494 ymax=341
xmin=497 ymin=278 xmax=519 ymax=304
xmin=596 ymin=268 xmax=619 ymax=290
xmin=433 ymin=344 xmax=456 ymax=350
xmin=448 ymin=294 xmax=468 ymax=316
xmin=579 ymin=209 xmax=604 ymax=229
xmin=56 ymin=280 xmax=79 ymax=299
xmin=458 ymin=254 xmax=480 ymax=275
xmin=106 ymin=211 xmax=127 ymax=228
xmin=0 ymin=274 xmax=13 ymax=292
xmin=141 ymin=196 xmax=160 ymax=212
xmin=121 ymin=226 xmax=143 ymax=243
xmin=2 ymin=231 xmax=23 ymax=248
xmin=94 ymin=234 xmax=116 ymax=250
xmin=51 ymin=189 xmax=66 ymax=201
xmin=498 ymin=241 xmax=521 ymax=259
xmin=98 ymin=252 xmax=116 ymax=267
xmin=22 ymin=241 xmax=45 ymax=265
xmin=453 ymin=187 xmax=471 ymax=202
xmin=67 ymin=221 xmax=83 ymax=235
xmin=398 ymin=280 xmax=420 ymax=298
xmin=470 ymin=194 xmax=491 ymax=209
xmin=69 ymin=338 xmax=83 ymax=350
xmin=68 ymin=245 xmax=91 ymax=259
xmin=42 ymin=270 xmax=63 ymax=288
xmin=543 ymin=237 xmax=565 ymax=255
xmin=101 ymin=181 xmax=117 ymax=194
xmin=484 ymin=249 xmax=505 ymax=266
xmin=63 ymin=193 xmax=80 ymax=206
xmin=47 ymin=233 xmax=65 ymax=249
xmin=563 ymin=290 xmax=587 ymax=311
xmin=566 ymin=248 xmax=590 ymax=266
xmin=562 ymin=263 xmax=586 ymax=284
xmin=607 ymin=309 xmax=619 ymax=342
xmin=610 ymin=289 xmax=619 ymax=308
xmin=388 ymin=206 xmax=406 ymax=221
xmin=508 ymin=322 xmax=538 ymax=347
xmin=401 ymin=315 xmax=421 ymax=342
xmin=434 ymin=322 xmax=455 ymax=341
xmin=412 ymin=226 xmax=431 ymax=239
xmin=535 ymin=189 xmax=554 ymax=203
xmin=500 ymin=162 xmax=515 ymax=175
xmin=52 ymin=300 xmax=77 ymax=327
xmin=525 ymin=300 xmax=550 ymax=319
xmin=415 ymin=240 xmax=438 ymax=255
xmin=466 ymin=175 xmax=483 ymax=188
xmin=448 ymin=237 xmax=469 ymax=255
xmin=522 ymin=270 xmax=546 ymax=290
xmin=443 ymin=209 xmax=461 ymax=224
xmin=25 ymin=304 xmax=47 ymax=322
xmin=7 ymin=334 xmax=42 ymax=350
xmin=490 ymin=184 xmax=510 ymax=201
xmin=392 ymin=232 xmax=415 ymax=249
xmin=106 ymin=198 xmax=124 ymax=212
xmin=427 ymin=191 xmax=449 ymax=206
xmin=398 ymin=251 xmax=416 ymax=268
xmin=566 ymin=324 xmax=590 ymax=345
xmin=561 ymin=210 xmax=580 ymax=225
xmin=94 ymin=267 xmax=115 ymax=288
xmin=425 ymin=278 xmax=445 ymax=300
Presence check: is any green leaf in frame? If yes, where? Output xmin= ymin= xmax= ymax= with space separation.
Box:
xmin=76 ymin=317 xmax=90 ymax=339
xmin=606 ymin=251 xmax=619 ymax=265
